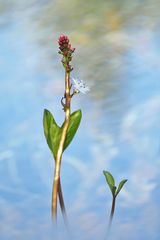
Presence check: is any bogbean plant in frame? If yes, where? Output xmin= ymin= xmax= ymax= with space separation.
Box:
xmin=43 ymin=35 xmax=89 ymax=221
xmin=43 ymin=35 xmax=127 ymax=230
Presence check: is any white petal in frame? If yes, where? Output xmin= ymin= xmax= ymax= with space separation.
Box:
xmin=70 ymin=77 xmax=89 ymax=94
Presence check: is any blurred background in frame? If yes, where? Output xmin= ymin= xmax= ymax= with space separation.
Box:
xmin=0 ymin=0 xmax=160 ymax=239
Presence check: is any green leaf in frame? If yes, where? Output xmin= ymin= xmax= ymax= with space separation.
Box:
xmin=103 ymin=171 xmax=116 ymax=197
xmin=43 ymin=109 xmax=62 ymax=159
xmin=63 ymin=110 xmax=82 ymax=150
xmin=116 ymin=179 xmax=128 ymax=197
xmin=111 ymin=185 xmax=117 ymax=197
xmin=103 ymin=171 xmax=115 ymax=186
xmin=43 ymin=109 xmax=82 ymax=160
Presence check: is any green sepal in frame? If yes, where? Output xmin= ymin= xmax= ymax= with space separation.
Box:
xmin=115 ymin=179 xmax=128 ymax=197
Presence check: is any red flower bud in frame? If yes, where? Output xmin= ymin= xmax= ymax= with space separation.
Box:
xmin=59 ymin=34 xmax=65 ymax=41
xmin=58 ymin=34 xmax=75 ymax=61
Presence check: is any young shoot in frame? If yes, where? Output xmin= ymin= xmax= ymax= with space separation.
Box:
xmin=103 ymin=171 xmax=127 ymax=230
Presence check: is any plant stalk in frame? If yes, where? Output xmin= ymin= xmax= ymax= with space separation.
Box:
xmin=108 ymin=196 xmax=116 ymax=229
xmin=58 ymin=179 xmax=67 ymax=216
xmin=52 ymin=69 xmax=71 ymax=219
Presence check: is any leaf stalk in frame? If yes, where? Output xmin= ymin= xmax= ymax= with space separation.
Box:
xmin=52 ymin=68 xmax=71 ymax=219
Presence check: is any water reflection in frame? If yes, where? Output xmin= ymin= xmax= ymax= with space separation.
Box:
xmin=0 ymin=0 xmax=160 ymax=240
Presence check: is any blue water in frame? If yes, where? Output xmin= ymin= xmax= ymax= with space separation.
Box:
xmin=0 ymin=1 xmax=160 ymax=240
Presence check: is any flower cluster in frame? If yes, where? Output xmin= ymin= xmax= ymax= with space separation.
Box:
xmin=58 ymin=35 xmax=75 ymax=56
xmin=58 ymin=34 xmax=75 ymax=72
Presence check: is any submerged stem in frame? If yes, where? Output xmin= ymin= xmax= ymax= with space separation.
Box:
xmin=58 ymin=179 xmax=67 ymax=217
xmin=108 ymin=196 xmax=116 ymax=229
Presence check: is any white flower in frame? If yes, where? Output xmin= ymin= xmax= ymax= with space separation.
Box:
xmin=70 ymin=77 xmax=90 ymax=94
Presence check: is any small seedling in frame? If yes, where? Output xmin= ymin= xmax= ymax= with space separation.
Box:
xmin=103 ymin=171 xmax=127 ymax=229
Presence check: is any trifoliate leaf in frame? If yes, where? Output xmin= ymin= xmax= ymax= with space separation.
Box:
xmin=116 ymin=179 xmax=128 ymax=197
xmin=43 ymin=109 xmax=82 ymax=160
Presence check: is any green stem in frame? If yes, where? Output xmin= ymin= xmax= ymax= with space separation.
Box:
xmin=51 ymin=69 xmax=71 ymax=220
xmin=58 ymin=179 xmax=67 ymax=218
xmin=108 ymin=196 xmax=116 ymax=229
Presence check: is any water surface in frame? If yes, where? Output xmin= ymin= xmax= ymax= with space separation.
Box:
xmin=0 ymin=1 xmax=160 ymax=239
